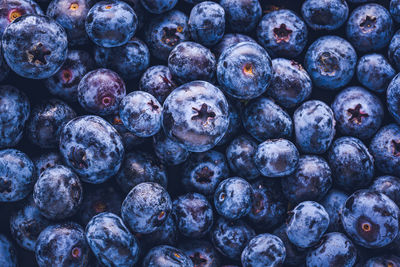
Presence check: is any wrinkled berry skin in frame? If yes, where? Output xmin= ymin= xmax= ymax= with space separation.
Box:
xmin=302 ymin=0 xmax=348 ymax=31
xmin=168 ymin=41 xmax=216 ymax=84
xmin=143 ymin=245 xmax=194 ymax=267
xmin=226 ymin=135 xmax=260 ymax=180
xmin=86 ymin=212 xmax=139 ymax=267
xmin=119 ymin=91 xmax=162 ymax=137
xmin=357 ymin=54 xmax=396 ymax=94
xmin=78 ymin=69 xmax=126 ymax=116
xmin=267 ymin=58 xmax=312 ymax=109
xmin=162 ymin=80 xmax=229 ymax=152
xmin=346 ymin=4 xmax=393 ymax=52
xmin=47 ymin=0 xmax=93 ymax=46
xmin=141 ymin=0 xmax=177 ymax=14
xmin=139 ymin=65 xmax=177 ymax=103
xmin=254 ymin=139 xmax=299 ymax=178
xmin=391 ymin=0 xmax=400 ymax=22
xmin=341 ymin=190 xmax=400 ymax=248
xmin=59 ymin=115 xmax=124 ymax=184
xmin=365 ymin=255 xmax=400 ymax=267
xmin=286 ymin=201 xmax=330 ymax=249
xmin=333 ymin=86 xmax=383 ymax=140
xmin=179 ymin=240 xmax=220 ymax=267
xmin=138 ymin=215 xmax=177 ymax=250
xmin=27 ymin=99 xmax=76 ymax=149
xmin=242 ymin=97 xmax=293 ymax=142
xmin=241 ymin=234 xmax=286 ymax=267
xmin=182 ymin=150 xmax=229 ymax=196
xmin=188 ymin=2 xmax=225 ymax=47
xmin=0 ymin=85 xmax=30 ymax=148
xmin=45 ymin=50 xmax=95 ymax=102
xmin=35 ymin=222 xmax=89 ymax=267
xmin=121 ymin=182 xmax=172 ymax=234
xmin=153 ymin=131 xmax=189 ymax=165
xmin=106 ymin=114 xmax=145 ymax=150
xmin=305 ymin=36 xmax=357 ymax=90
xmin=94 ymin=37 xmax=150 ymax=80
xmin=282 ymin=155 xmax=332 ymax=204
xmin=116 ymin=151 xmax=167 ymax=193
xmin=321 ymin=189 xmax=349 ymax=232
xmin=257 ymin=9 xmax=307 ymax=58
xmin=273 ymin=224 xmax=305 ymax=266
xmin=217 ymin=42 xmax=272 ymax=100
xmin=173 ymin=192 xmax=213 ymax=238
xmin=0 ymin=234 xmax=17 ymax=267
xmin=294 ymin=100 xmax=336 ymax=154
xmin=370 ymin=176 xmax=400 ymax=208
xmin=85 ymin=0 xmax=137 ymax=48
xmin=388 ymin=30 xmax=400 ymax=71
xmin=33 ymin=151 xmax=62 ymax=178
xmin=306 ymin=232 xmax=357 ymax=267
xmin=214 ymin=177 xmax=254 ymax=220
xmin=2 ymin=15 xmax=68 ymax=79
xmin=144 ymin=10 xmax=189 ymax=61
xmin=0 ymin=149 xmax=34 ymax=202
xmin=212 ymin=33 xmax=256 ymax=59
xmin=211 ymin=217 xmax=255 ymax=260
xmin=220 ymin=0 xmax=261 ymax=33
xmin=385 ymin=74 xmax=400 ymax=125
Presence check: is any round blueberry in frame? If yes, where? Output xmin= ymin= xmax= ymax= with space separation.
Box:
xmin=391 ymin=0 xmax=400 ymax=23
xmin=370 ymin=176 xmax=400 ymax=208
xmin=140 ymin=0 xmax=177 ymax=14
xmin=321 ymin=189 xmax=349 ymax=232
xmin=153 ymin=131 xmax=190 ymax=166
xmin=143 ymin=245 xmax=194 ymax=267
xmin=0 ymin=234 xmax=17 ymax=267
xmin=388 ymin=30 xmax=400 ymax=71
xmin=301 ymin=0 xmax=348 ymax=31
xmin=220 ymin=0 xmax=261 ymax=33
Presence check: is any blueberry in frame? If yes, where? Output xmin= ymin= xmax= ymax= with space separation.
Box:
xmin=257 ymin=9 xmax=308 ymax=58
xmin=138 ymin=215 xmax=177 ymax=251
xmin=2 ymin=14 xmax=68 ymax=79
xmin=341 ymin=190 xmax=400 ymax=248
xmin=86 ymin=212 xmax=139 ymax=266
xmin=179 ymin=240 xmax=220 ymax=267
xmin=254 ymin=138 xmax=299 ymax=178
xmin=106 ymin=114 xmax=146 ymax=150
xmin=0 ymin=234 xmax=17 ymax=267
xmin=33 ymin=151 xmax=62 ymax=181
xmin=143 ymin=245 xmax=194 ymax=267
xmin=370 ymin=176 xmax=400 ymax=208
xmin=286 ymin=201 xmax=330 ymax=249
xmin=35 ymin=222 xmax=89 ymax=267
xmin=121 ymin=182 xmax=172 ymax=234
xmin=119 ymin=91 xmax=162 ymax=137
xmin=0 ymin=149 xmax=35 ymax=202
xmin=153 ymin=131 xmax=190 ymax=166
xmin=385 ymin=74 xmax=400 ymax=125
xmin=304 ymin=36 xmax=357 ymax=90
xmin=162 ymin=80 xmax=229 ymax=152
xmin=85 ymin=0 xmax=137 ymax=47
xmin=272 ymin=224 xmax=305 ymax=266
xmin=391 ymin=0 xmax=400 ymax=23
xmin=212 ymin=33 xmax=256 ymax=59
xmin=388 ymin=30 xmax=400 ymax=71
xmin=294 ymin=100 xmax=336 ymax=154
xmin=59 ymin=115 xmax=124 ymax=184
xmin=140 ymin=0 xmax=177 ymax=14
xmin=365 ymin=255 xmax=400 ymax=267
xmin=139 ymin=65 xmax=177 ymax=103
xmin=301 ymin=0 xmax=348 ymax=31
xmin=220 ymin=0 xmax=261 ymax=33
xmin=217 ymin=42 xmax=272 ymax=100
xmin=321 ymin=189 xmax=349 ymax=232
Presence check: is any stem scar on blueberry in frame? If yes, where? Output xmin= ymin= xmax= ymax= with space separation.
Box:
xmin=243 ymin=63 xmax=254 ymax=76
xmin=191 ymin=252 xmax=207 ymax=265
xmin=113 ymin=116 xmax=123 ymax=125
xmin=360 ymin=16 xmax=377 ymax=32
xmin=0 ymin=178 xmax=11 ymax=193
xmin=219 ymin=192 xmax=226 ymax=202
xmin=61 ymin=69 xmax=72 ymax=83
xmin=318 ymin=52 xmax=339 ymax=76
xmin=69 ymin=3 xmax=79 ymax=10
xmin=174 ymin=253 xmax=181 ymax=259
xmin=105 ymin=5 xmax=112 ymax=9
xmin=27 ymin=43 xmax=51 ymax=65
xmin=8 ymin=9 xmax=23 ymax=22
xmin=195 ymin=166 xmax=214 ymax=184
xmin=93 ymin=201 xmax=106 ymax=213
xmin=71 ymin=247 xmax=81 ymax=258
xmin=158 ymin=210 xmax=166 ymax=220
xmin=347 ymin=104 xmax=369 ymax=124
xmin=176 ymin=26 xmax=183 ymax=33
xmin=273 ymin=23 xmax=292 ymax=43
xmin=69 ymin=147 xmax=88 ymax=169
xmin=361 ymin=222 xmax=371 ymax=232
xmin=191 ymin=103 xmax=216 ymax=126
xmin=148 ymin=100 xmax=159 ymax=111
xmin=388 ymin=261 xmax=394 ymax=267
xmin=392 ymin=140 xmax=400 ymax=156
xmin=162 ymin=27 xmax=180 ymax=47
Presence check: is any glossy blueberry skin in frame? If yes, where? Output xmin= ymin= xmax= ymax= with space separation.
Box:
xmin=388 ymin=30 xmax=400 ymax=71
xmin=220 ymin=0 xmax=261 ymax=33
xmin=254 ymin=139 xmax=299 ymax=178
xmin=168 ymin=41 xmax=216 ymax=84
xmin=370 ymin=176 xmax=400 ymax=208
xmin=369 ymin=124 xmax=400 ymax=175
xmin=144 ymin=10 xmax=189 ymax=61
xmin=241 ymin=234 xmax=286 ymax=267
xmin=267 ymin=58 xmax=312 ymax=109
xmin=182 ymin=150 xmax=229 ymax=196
xmin=306 ymin=232 xmax=357 ymax=267
xmin=106 ymin=114 xmax=145 ymax=150
xmin=138 ymin=215 xmax=177 ymax=250
xmin=294 ymin=100 xmax=336 ymax=154
xmin=0 ymin=234 xmax=17 ymax=267
xmin=365 ymin=255 xmax=400 ymax=267
xmin=119 ymin=91 xmax=162 ymax=137
xmin=286 ymin=201 xmax=330 ymax=249
xmin=45 ymin=50 xmax=95 ymax=102
xmin=226 ymin=135 xmax=260 ymax=180
xmin=188 ymin=2 xmax=224 ymax=47
xmin=173 ymin=192 xmax=213 ymax=238
xmin=391 ymin=0 xmax=400 ymax=23
xmin=139 ymin=65 xmax=177 ymax=104
xmin=35 ymin=222 xmax=89 ymax=267
xmin=153 ymin=131 xmax=190 ymax=165
xmin=214 ymin=177 xmax=253 ymax=220
xmin=33 ymin=151 xmax=62 ymax=179
xmin=346 ymin=4 xmax=393 ymax=52
xmin=86 ymin=212 xmax=139 ymax=267
xmin=121 ymin=182 xmax=172 ymax=234
xmin=272 ymin=224 xmax=305 ymax=266
xmin=179 ymin=240 xmax=220 ymax=267
xmin=211 ymin=217 xmax=255 ymax=260
xmin=85 ymin=0 xmax=137 ymax=48
xmin=162 ymin=80 xmax=229 ymax=152
xmin=0 ymin=149 xmax=35 ymax=202
xmin=282 ymin=155 xmax=332 ymax=204
xmin=321 ymin=189 xmax=349 ymax=232
xmin=59 ymin=115 xmax=124 ymax=184
xmin=2 ymin=14 xmax=68 ymax=79
xmin=341 ymin=190 xmax=400 ymax=248
xmin=217 ymin=42 xmax=272 ymax=100
xmin=305 ymin=36 xmax=357 ymax=90
xmin=301 ymin=0 xmax=348 ymax=31
xmin=257 ymin=9 xmax=307 ymax=58
xmin=0 ymin=85 xmax=30 ymax=148
xmin=357 ymin=54 xmax=396 ymax=94
xmin=212 ymin=33 xmax=256 ymax=59
xmin=47 ymin=0 xmax=93 ymax=46
xmin=140 ymin=0 xmax=177 ymax=14
xmin=94 ymin=37 xmax=150 ymax=80
xmin=143 ymin=245 xmax=194 ymax=267
xmin=242 ymin=97 xmax=293 ymax=142
xmin=27 ymin=99 xmax=76 ymax=149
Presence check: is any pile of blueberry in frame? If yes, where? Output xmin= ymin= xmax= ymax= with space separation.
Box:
xmin=1 ymin=0 xmax=400 ymax=266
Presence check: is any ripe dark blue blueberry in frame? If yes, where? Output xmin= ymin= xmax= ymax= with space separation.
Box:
xmin=301 ymin=0 xmax=348 ymax=31
xmin=388 ymin=30 xmax=400 ymax=71
xmin=321 ymin=189 xmax=349 ymax=232
xmin=212 ymin=33 xmax=256 ymax=59
xmin=143 ymin=245 xmax=194 ymax=267
xmin=179 ymin=240 xmax=220 ymax=267
xmin=153 ymin=131 xmax=190 ymax=165
xmin=386 ymin=73 xmax=400 ymax=125
xmin=370 ymin=176 xmax=400 ymax=207
xmin=140 ymin=0 xmax=177 ymax=14
xmin=0 ymin=234 xmax=17 ymax=267
xmin=219 ymin=0 xmax=261 ymax=33
xmin=139 ymin=65 xmax=177 ymax=103
xmin=391 ymin=0 xmax=400 ymax=23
